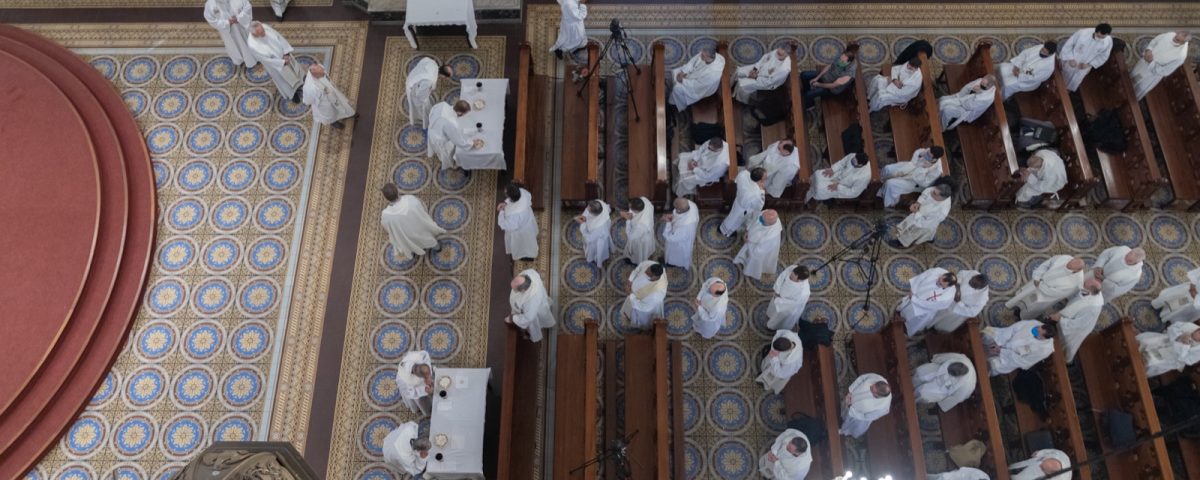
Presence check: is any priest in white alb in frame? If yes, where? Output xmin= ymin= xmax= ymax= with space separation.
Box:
xmin=549 ymin=0 xmax=588 ymax=58
xmin=692 ymin=278 xmax=728 ymax=339
xmin=747 ymin=139 xmax=801 ymax=198
xmin=1015 ymin=149 xmax=1068 ymax=206
xmin=622 ymin=197 xmax=655 ymax=264
xmin=998 ymin=41 xmax=1057 ymax=100
xmin=929 ymin=467 xmax=990 ymax=480
xmin=1006 ymin=255 xmax=1085 ymax=317
xmin=669 ymin=49 xmax=726 ymax=110
xmin=1137 ymin=321 xmax=1200 ymax=378
xmin=507 ymin=270 xmax=555 ymax=342
xmin=719 ymin=167 xmax=766 ymax=236
xmin=1131 ymin=31 xmax=1191 ymax=100
xmin=913 ymin=353 xmax=977 ymax=412
xmin=868 ymin=57 xmax=924 ymax=112
xmin=269 ymin=0 xmax=289 ymax=20
xmin=983 ymin=320 xmax=1058 ymax=375
xmin=1059 ymin=24 xmax=1114 ymax=91
xmin=1009 ymin=449 xmax=1071 ymax=480
xmin=734 ymin=209 xmax=782 ymax=281
xmin=382 ymin=421 xmax=429 ymax=477
xmin=1051 ymin=278 xmax=1104 ymax=362
xmin=756 ymin=330 xmax=803 ymax=394
xmin=428 ymin=100 xmax=482 ymax=170
xmin=661 ymin=198 xmax=698 ymax=270
xmin=1152 ymin=267 xmax=1200 ymax=324
xmin=405 ymin=57 xmax=454 ymax=126
xmin=896 ymin=266 xmax=958 ymax=336
xmin=879 ymin=146 xmax=944 ymax=208
xmin=380 ymin=183 xmax=445 ymax=260
xmin=497 ymin=184 xmax=539 ymax=262
xmin=396 ymin=350 xmax=434 ymax=414
xmin=674 ymin=137 xmax=729 ymax=196
xmin=204 ymin=0 xmax=256 ymax=69
xmin=1086 ymin=246 xmax=1145 ymax=302
xmin=766 ymin=265 xmax=812 ymax=331
xmin=247 ymin=22 xmax=304 ymax=102
xmin=733 ymin=47 xmax=792 ymax=104
xmin=894 ymin=184 xmax=953 ymax=248
xmin=931 ymin=271 xmax=989 ymax=333
xmin=839 ymin=373 xmax=892 ymax=438
xmin=621 ymin=261 xmax=668 ymax=330
xmin=939 ymin=74 xmax=996 ymax=131
xmin=807 ymin=152 xmax=872 ymax=202
xmin=576 ymin=200 xmax=612 ymax=266
xmin=302 ymin=64 xmax=356 ymax=129
xmin=758 ymin=429 xmax=812 ymax=480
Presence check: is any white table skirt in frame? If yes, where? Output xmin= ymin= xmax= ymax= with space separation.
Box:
xmin=455 ymin=78 xmax=508 ymax=170
xmin=404 ymin=0 xmax=479 ymax=49
xmin=424 ymin=368 xmax=490 ymax=480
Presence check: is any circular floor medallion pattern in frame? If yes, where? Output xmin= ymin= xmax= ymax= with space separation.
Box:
xmin=1104 ymin=214 xmax=1144 ymax=247
xmin=970 ymin=215 xmax=1009 ymax=250
xmin=708 ymin=390 xmax=751 ymax=433
xmin=706 ymin=343 xmax=748 ymax=384
xmin=710 ymin=439 xmax=754 ymax=480
xmin=1014 ymin=215 xmax=1054 ymax=250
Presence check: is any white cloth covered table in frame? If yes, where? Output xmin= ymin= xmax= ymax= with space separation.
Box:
xmin=455 ymin=78 xmax=508 ymax=170
xmin=404 ymin=0 xmax=479 ymax=49
xmin=426 ymin=367 xmax=490 ymax=480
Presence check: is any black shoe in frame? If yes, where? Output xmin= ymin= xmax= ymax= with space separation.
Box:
xmin=554 ymin=49 xmax=563 ymax=59
xmin=291 ymin=91 xmax=302 ymax=104
xmin=519 ymin=257 xmax=535 ymax=262
xmin=331 ymin=120 xmax=345 ymax=129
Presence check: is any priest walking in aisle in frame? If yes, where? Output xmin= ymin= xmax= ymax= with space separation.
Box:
xmin=669 ymin=49 xmax=726 ymax=110
xmin=893 ymin=184 xmax=953 ymax=248
xmin=756 ymin=330 xmax=804 ymax=394
xmin=733 ymin=47 xmax=792 ymax=104
xmin=405 ymin=57 xmax=454 ymax=126
xmin=1086 ymin=246 xmax=1144 ymax=302
xmin=497 ymin=184 xmax=539 ymax=262
xmin=998 ymin=41 xmax=1057 ymax=100
xmin=734 ymin=209 xmax=782 ymax=281
xmin=839 ymin=373 xmax=892 ymax=438
xmin=1009 ymin=449 xmax=1071 ymax=480
xmin=1058 ymin=23 xmax=1114 ymax=91
xmin=247 ymin=21 xmax=304 ymax=102
xmin=930 ymin=271 xmax=989 ymax=333
xmin=270 ymin=0 xmax=289 ymax=20
xmin=622 ymin=197 xmax=656 ymax=264
xmin=868 ymin=57 xmax=924 ymax=112
xmin=205 ymin=0 xmax=256 ymax=69
xmin=692 ymin=278 xmax=728 ymax=339
xmin=720 ymin=167 xmax=766 ymax=236
xmin=806 ymin=152 xmax=872 ymax=202
xmin=896 ymin=266 xmax=958 ymax=336
xmin=1050 ymin=278 xmax=1103 ymax=362
xmin=1152 ymin=267 xmax=1200 ymax=324
xmin=1131 ymin=31 xmax=1190 ymax=100
xmin=939 ymin=74 xmax=996 ymax=131
xmin=428 ymin=100 xmax=482 ymax=170
xmin=577 ymin=200 xmax=612 ymax=266
xmin=302 ymin=64 xmax=356 ymax=129
xmin=662 ymin=198 xmax=698 ymax=270
xmin=1137 ymin=321 xmax=1200 ymax=378
xmin=550 ymin=0 xmax=588 ymax=59
xmin=1005 ymin=255 xmax=1085 ymax=318
xmin=766 ymin=264 xmax=812 ymax=331
xmin=878 ymin=146 xmax=944 ymax=208
xmin=621 ymin=261 xmax=668 ymax=330
xmin=913 ymin=353 xmax=976 ymax=412
xmin=983 ymin=320 xmax=1058 ymax=375
xmin=747 ymin=139 xmax=801 ymax=198
xmin=507 ymin=270 xmax=555 ymax=342
xmin=674 ymin=137 xmax=729 ymax=197
xmin=758 ymin=429 xmax=812 ymax=479
xmin=380 ymin=183 xmax=444 ymax=261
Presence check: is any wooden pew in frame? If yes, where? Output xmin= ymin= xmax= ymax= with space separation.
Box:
xmin=1156 ymin=366 xmax=1200 ymax=479
xmin=940 ymin=42 xmax=1022 ymax=208
xmin=1142 ymin=65 xmax=1200 ymax=211
xmin=1010 ymin=68 xmax=1098 ymax=209
xmin=881 ymin=52 xmax=949 ymax=176
xmin=551 ymin=321 xmax=600 ymax=480
xmin=718 ymin=42 xmax=739 ymax=207
xmin=759 ymin=42 xmax=813 ymax=209
xmin=1006 ymin=337 xmax=1092 ymax=480
xmin=561 ymin=42 xmax=601 ymax=208
xmin=513 ymin=44 xmax=549 ymax=209
xmin=852 ymin=322 xmax=925 ymax=478
xmin=626 ymin=43 xmax=670 ymax=209
xmin=924 ymin=320 xmax=1010 ymax=479
xmin=682 ymin=44 xmax=736 ymax=209
xmin=820 ymin=44 xmax=882 ymax=205
xmin=782 ymin=342 xmax=845 ymax=478
xmin=1076 ymin=42 xmax=1167 ymax=211
xmin=621 ymin=320 xmax=672 ymax=480
xmin=497 ymin=323 xmax=545 ymax=479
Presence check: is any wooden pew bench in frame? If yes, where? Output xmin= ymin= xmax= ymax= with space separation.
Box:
xmin=624 ymin=43 xmax=670 ymax=209
xmin=755 ymin=43 xmax=813 ymax=210
xmin=497 ymin=323 xmax=549 ymax=479
xmin=819 ymin=48 xmax=882 ymax=205
xmin=782 ymin=343 xmax=845 ymax=478
xmin=852 ymin=322 xmax=925 ymax=478
xmin=1143 ymin=65 xmax=1200 ymax=211
xmin=1005 ymin=337 xmax=1092 ymax=480
xmin=881 ymin=52 xmax=948 ymax=174
xmin=560 ymin=42 xmax=601 ymax=208
xmin=604 ymin=320 xmax=674 ymax=480
xmin=513 ymin=44 xmax=550 ymax=209
xmin=550 ymin=321 xmax=599 ymax=479
xmin=1010 ymin=69 xmax=1098 ymax=209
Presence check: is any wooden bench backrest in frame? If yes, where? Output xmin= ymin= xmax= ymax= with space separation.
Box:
xmin=514 ymin=43 xmax=548 ymax=209
xmin=625 ymin=43 xmax=669 ymax=208
xmin=559 ymin=43 xmax=602 ymax=206
xmin=654 ymin=43 xmax=670 ymax=208
xmin=883 ymin=53 xmax=948 ymax=175
xmin=552 ymin=320 xmax=599 ymax=480
xmin=783 ymin=343 xmax=844 ymax=478
xmin=497 ymin=325 xmax=519 ymax=480
xmin=852 ymin=323 xmax=926 ymax=478
xmin=944 ymin=42 xmax=1021 ymax=208
xmin=1011 ymin=337 xmax=1093 ymax=480
xmin=1144 ymin=61 xmax=1200 ymax=210
xmin=718 ymin=42 xmax=739 ymax=195
xmin=852 ymin=58 xmax=883 ymax=200
xmin=653 ymin=321 xmax=670 ymax=480
xmin=1012 ymin=68 xmax=1097 ymax=208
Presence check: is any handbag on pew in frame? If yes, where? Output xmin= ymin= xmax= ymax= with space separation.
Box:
xmin=1101 ymin=408 xmax=1137 ymax=448
xmin=1023 ymin=430 xmax=1055 ymax=452
xmin=1012 ymin=369 xmax=1050 ymax=419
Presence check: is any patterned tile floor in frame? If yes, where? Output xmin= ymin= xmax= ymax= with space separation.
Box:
xmin=0 ymin=0 xmax=329 ymax=9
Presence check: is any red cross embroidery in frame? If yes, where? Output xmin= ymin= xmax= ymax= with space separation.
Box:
xmin=926 ymin=290 xmax=941 ymax=301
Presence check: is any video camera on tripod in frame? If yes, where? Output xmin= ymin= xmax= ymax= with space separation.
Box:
xmin=570 ymin=429 xmax=638 ymax=479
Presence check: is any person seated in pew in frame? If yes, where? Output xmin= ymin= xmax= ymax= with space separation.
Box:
xmin=733 ymin=47 xmax=792 ymax=104
xmin=998 ymin=41 xmax=1057 ymax=101
xmin=806 ymin=152 xmax=872 ymax=202
xmin=734 ymin=209 xmax=782 ymax=281
xmin=1049 ymin=278 xmax=1103 ymax=362
xmin=397 ymin=350 xmax=435 ymax=414
xmin=507 ymin=270 xmax=555 ymax=343
xmin=756 ymin=329 xmax=804 ymax=394
xmin=838 ymin=373 xmax=892 ymax=438
xmin=879 ymin=145 xmax=945 ymax=208
xmin=895 ymin=266 xmax=959 ymax=336
xmin=383 ymin=421 xmax=430 ymax=477
xmin=721 ymin=167 xmax=766 ymax=236
xmin=662 ymin=198 xmax=699 ymax=270
xmin=1014 ymin=149 xmax=1067 ymax=208
xmin=621 ymin=197 xmax=656 ymax=264
xmin=982 ymin=320 xmax=1057 ymax=376
xmin=1085 ymin=246 xmax=1145 ymax=302
xmin=913 ymin=352 xmax=977 ymax=412
xmin=893 ymin=184 xmax=953 ymax=248
xmin=427 ymin=99 xmax=484 ymax=170
xmin=1151 ymin=267 xmax=1200 ymax=324
xmin=930 ymin=271 xmax=990 ymax=333
xmin=1059 ymin=23 xmax=1114 ymax=92
xmin=497 ymin=184 xmax=539 ymax=262
xmin=1131 ymin=30 xmax=1191 ymax=100
xmin=576 ymin=200 xmax=611 ymax=266
xmin=405 ymin=56 xmax=455 ymax=126
xmin=894 ymin=39 xmax=933 ymax=66
xmin=549 ymin=0 xmax=587 ymax=60
xmin=693 ymin=277 xmax=728 ymax=339
xmin=758 ymin=429 xmax=812 ymax=479
xmin=938 ymin=74 xmax=997 ymax=131
xmin=1009 ymin=449 xmax=1071 ymax=480
xmin=621 ymin=261 xmax=668 ymax=330
xmin=668 ymin=49 xmax=726 ymax=110
xmin=380 ymin=183 xmax=445 ymax=261
xmin=673 ymin=136 xmax=729 ymax=197
xmin=868 ymin=57 xmax=924 ymax=112
xmin=747 ymin=139 xmax=801 ymax=198
xmin=766 ymin=264 xmax=812 ymax=331
xmin=929 ymin=467 xmax=990 ymax=480
xmin=1137 ymin=321 xmax=1200 ymax=377
xmin=799 ymin=44 xmax=859 ymax=108
xmin=1005 ymin=255 xmax=1085 ymax=319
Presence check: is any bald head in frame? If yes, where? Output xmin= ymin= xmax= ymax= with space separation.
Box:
xmin=250 ymin=21 xmax=265 ymax=37
xmin=673 ymin=197 xmax=690 ymax=214
xmin=1083 ymin=278 xmax=1102 ymax=295
xmin=308 ymin=64 xmax=326 ymax=78
xmin=1125 ymin=247 xmax=1146 ymax=266
xmin=1040 ymin=459 xmax=1063 ymax=474
xmin=1066 ymin=257 xmax=1086 ymax=272
xmin=762 ymin=209 xmax=779 ymax=225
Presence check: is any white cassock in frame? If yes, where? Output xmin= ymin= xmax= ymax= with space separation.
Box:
xmin=621 ymin=261 xmax=668 ymax=329
xmin=498 ymin=187 xmax=539 ymax=261
xmin=733 ymin=51 xmax=792 ymax=103
xmin=674 ymin=139 xmax=729 ymax=196
xmin=581 ymin=201 xmax=612 ymax=266
xmin=270 ymin=0 xmax=289 ymax=18
xmin=302 ymin=71 xmax=355 ymax=125
xmin=914 ymin=352 xmax=977 ymax=412
xmin=511 ymin=269 xmax=555 ymax=342
xmin=758 ymin=429 xmax=812 ymax=479
xmin=693 ymin=277 xmax=729 ymax=339
xmin=204 ymin=0 xmax=257 ymax=68
xmin=1132 ymin=32 xmax=1189 ymax=100
xmin=396 ymin=350 xmax=433 ymax=414
xmin=898 ymin=267 xmax=958 ymax=336
xmin=669 ymin=53 xmax=726 ymax=110
xmin=1085 ymin=246 xmax=1142 ymax=302
xmin=1137 ymin=321 xmax=1200 ymax=378
xmin=720 ymin=169 xmax=766 ymax=236
xmin=1005 ymin=255 xmax=1083 ymax=318
xmin=381 ymin=195 xmax=446 ymax=260
xmin=839 ymin=373 xmax=892 ymax=438
xmin=1057 ymin=290 xmax=1104 ymax=362
xmin=734 ymin=216 xmax=782 ymax=281
xmin=1010 ymin=449 xmax=1071 ymax=480
xmin=382 ymin=421 xmax=426 ymax=476
xmin=405 ymin=57 xmax=440 ymax=126
xmin=894 ymin=187 xmax=952 ymax=248
xmin=929 ymin=467 xmax=991 ymax=480
xmin=662 ymin=200 xmax=698 ymax=270
xmin=427 ymin=102 xmax=474 ymax=170
xmin=807 ymin=153 xmax=872 ymax=201
xmin=931 ymin=270 xmax=989 ymax=333
xmin=747 ymin=141 xmax=801 ymax=198
xmin=624 ymin=197 xmax=656 ymax=264
xmin=246 ymin=24 xmax=303 ymax=99
xmin=1152 ymin=267 xmax=1200 ymax=324
xmin=766 ymin=265 xmax=812 ymax=331
xmin=868 ymin=65 xmax=923 ymax=112
xmin=756 ymin=330 xmax=804 ymax=393
xmin=984 ymin=320 xmax=1055 ymax=375
xmin=998 ymin=45 xmax=1056 ymax=100
xmin=879 ymin=148 xmax=943 ymax=207
xmin=939 ymin=77 xmax=996 ymax=131
xmin=1059 ymin=27 xmax=1113 ymax=91
xmin=1015 ymin=150 xmax=1068 ymax=203
xmin=549 ymin=0 xmax=587 ymax=53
